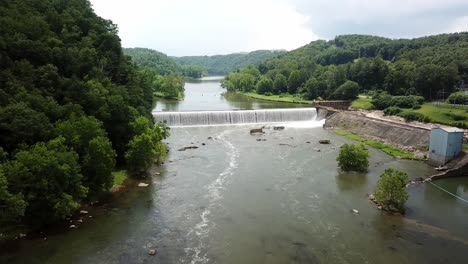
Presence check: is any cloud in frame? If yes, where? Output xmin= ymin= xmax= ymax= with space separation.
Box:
xmin=89 ymin=0 xmax=468 ymax=56
xmin=90 ymin=0 xmax=317 ymax=56
xmin=291 ymin=0 xmax=468 ymax=38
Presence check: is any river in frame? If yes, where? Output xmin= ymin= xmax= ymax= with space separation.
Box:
xmin=2 ymin=77 xmax=468 ymax=263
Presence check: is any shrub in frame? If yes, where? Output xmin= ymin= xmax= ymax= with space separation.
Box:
xmin=371 ymin=92 xmax=393 ymax=110
xmin=411 ymin=104 xmax=421 ymax=110
xmin=397 ymin=111 xmax=430 ymax=122
xmin=336 ymin=143 xmax=369 ymax=172
xmin=374 ymin=169 xmax=409 ymax=213
xmin=446 ymin=93 xmax=468 ymax=104
xmin=383 ymin=106 xmax=402 ymax=116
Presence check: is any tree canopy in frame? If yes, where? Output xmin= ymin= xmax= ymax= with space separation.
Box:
xmin=223 ymin=33 xmax=468 ymax=101
xmin=0 ymin=0 xmax=170 ymax=228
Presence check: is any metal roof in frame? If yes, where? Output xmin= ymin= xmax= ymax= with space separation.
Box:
xmin=432 ymin=127 xmax=465 ymax=133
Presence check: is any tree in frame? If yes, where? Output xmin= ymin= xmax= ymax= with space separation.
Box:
xmin=0 ymin=170 xmax=27 ymax=224
xmin=332 ymin=80 xmax=360 ymax=100
xmin=336 ymin=143 xmax=369 ymax=172
xmin=287 ymin=70 xmax=304 ymax=94
xmin=273 ymin=74 xmax=287 ymax=94
xmin=303 ymin=78 xmax=322 ymax=100
xmin=256 ymin=76 xmax=273 ymax=94
xmin=1 ymin=137 xmax=87 ymax=226
xmin=374 ymin=169 xmax=409 ymax=213
xmin=82 ymin=137 xmax=116 ymax=195
xmin=125 ymin=117 xmax=170 ymax=173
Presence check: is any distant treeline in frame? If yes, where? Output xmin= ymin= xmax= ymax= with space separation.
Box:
xmin=222 ymin=33 xmax=468 ymax=101
xmin=173 ymin=50 xmax=286 ymax=75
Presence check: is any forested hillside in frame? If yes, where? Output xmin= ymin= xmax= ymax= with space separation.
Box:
xmin=0 ymin=0 xmax=169 ymax=228
xmin=222 ymin=34 xmax=468 ymax=101
xmin=123 ymin=48 xmax=182 ymax=75
xmin=174 ymin=50 xmax=286 ymax=75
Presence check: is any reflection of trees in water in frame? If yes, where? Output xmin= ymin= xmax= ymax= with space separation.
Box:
xmin=335 ymin=171 xmax=368 ymax=192
xmin=224 ymin=92 xmax=254 ymax=110
xmin=154 ymin=99 xmax=180 ymax=111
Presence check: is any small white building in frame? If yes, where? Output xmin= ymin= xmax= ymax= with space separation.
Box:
xmin=428 ymin=127 xmax=464 ymax=166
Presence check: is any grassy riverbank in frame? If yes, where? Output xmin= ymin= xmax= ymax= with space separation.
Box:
xmin=154 ymin=92 xmax=183 ymax=101
xmin=335 ymin=130 xmax=416 ymax=159
xmin=351 ymin=97 xmax=372 ymax=109
xmin=351 ymin=98 xmax=468 ymax=128
xmin=240 ymin=92 xmax=313 ymax=104
xmin=112 ymin=170 xmax=128 ymax=186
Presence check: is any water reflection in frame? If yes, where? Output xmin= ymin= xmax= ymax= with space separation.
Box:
xmin=152 ymin=77 xmax=311 ymax=112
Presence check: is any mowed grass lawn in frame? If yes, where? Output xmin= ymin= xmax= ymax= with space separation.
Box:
xmin=413 ymin=104 xmax=468 ymax=127
xmin=241 ymin=92 xmax=313 ymax=104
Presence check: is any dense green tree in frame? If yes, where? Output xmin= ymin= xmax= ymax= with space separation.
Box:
xmin=273 ymin=73 xmax=288 ymax=94
xmin=173 ymin=50 xmax=285 ymax=75
xmin=287 ymin=70 xmax=305 ymax=94
xmin=337 ymin=143 xmax=369 ymax=172
xmin=2 ymin=138 xmax=87 ymax=226
xmin=222 ymin=33 xmax=468 ymax=101
xmin=332 ymin=80 xmax=360 ymax=100
xmin=0 ymin=170 xmax=27 ymax=224
xmin=82 ymin=136 xmax=116 ymax=195
xmin=303 ymin=78 xmax=320 ymax=100
xmin=256 ymin=76 xmax=273 ymax=94
xmin=374 ymin=169 xmax=409 ymax=213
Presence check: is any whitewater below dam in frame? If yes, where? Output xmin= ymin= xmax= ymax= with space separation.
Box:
xmin=2 ymin=77 xmax=468 ymax=264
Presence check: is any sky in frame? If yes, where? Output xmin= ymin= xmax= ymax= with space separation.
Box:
xmin=90 ymin=0 xmax=468 ymax=56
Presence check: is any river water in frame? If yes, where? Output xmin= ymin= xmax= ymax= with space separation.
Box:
xmin=2 ymin=77 xmax=468 ymax=263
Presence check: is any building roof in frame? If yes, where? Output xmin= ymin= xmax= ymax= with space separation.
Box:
xmin=433 ymin=127 xmax=465 ymax=133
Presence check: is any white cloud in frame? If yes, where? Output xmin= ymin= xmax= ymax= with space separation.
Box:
xmin=448 ymin=16 xmax=468 ymax=33
xmin=90 ymin=0 xmax=317 ymax=56
xmin=89 ymin=0 xmax=468 ymax=55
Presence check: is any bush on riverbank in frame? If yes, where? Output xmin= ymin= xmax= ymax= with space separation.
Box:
xmin=337 ymin=143 xmax=369 ymax=172
xmin=374 ymin=169 xmax=409 ymax=214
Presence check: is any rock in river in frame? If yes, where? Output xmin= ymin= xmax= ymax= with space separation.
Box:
xmin=178 ymin=146 xmax=199 ymax=151
xmin=148 ymin=249 xmax=157 ymax=256
xmin=138 ymin=183 xmax=149 ymax=187
xmin=319 ymin=139 xmax=331 ymax=144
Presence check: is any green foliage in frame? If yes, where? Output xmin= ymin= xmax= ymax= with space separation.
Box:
xmin=223 ymin=33 xmax=468 ymax=101
xmin=256 ymin=76 xmax=273 ymax=94
xmin=336 ymin=143 xmax=369 ymax=172
xmin=0 ymin=0 xmax=171 ymax=228
xmin=371 ymin=92 xmax=425 ymax=110
xmin=397 ymin=111 xmax=431 ymax=122
xmin=123 ymin=48 xmax=182 ymax=75
xmin=351 ymin=97 xmax=373 ymax=109
xmin=181 ymin=65 xmax=208 ymax=78
xmin=1 ymin=138 xmax=87 ymax=226
xmin=335 ymin=130 xmax=416 ymax=159
xmin=383 ymin=106 xmax=403 ymax=116
xmin=332 ymin=80 xmax=360 ymax=100
xmin=112 ymin=170 xmax=128 ymax=186
xmin=126 ymin=117 xmax=170 ymax=173
xmin=0 ymin=170 xmax=27 ymax=224
xmin=174 ymin=50 xmax=286 ymax=75
xmin=446 ymin=92 xmax=468 ymax=104
xmin=374 ymin=169 xmax=409 ymax=213
xmin=273 ymin=74 xmax=288 ymax=94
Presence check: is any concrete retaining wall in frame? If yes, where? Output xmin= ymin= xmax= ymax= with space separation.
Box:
xmin=324 ymin=111 xmax=430 ymax=150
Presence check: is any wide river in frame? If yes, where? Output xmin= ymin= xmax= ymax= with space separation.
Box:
xmin=2 ymin=77 xmax=468 ymax=263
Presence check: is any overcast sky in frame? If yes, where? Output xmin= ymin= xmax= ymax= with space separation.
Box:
xmin=90 ymin=0 xmax=468 ymax=56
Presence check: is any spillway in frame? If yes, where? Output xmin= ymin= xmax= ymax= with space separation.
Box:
xmin=153 ymin=108 xmax=319 ymax=126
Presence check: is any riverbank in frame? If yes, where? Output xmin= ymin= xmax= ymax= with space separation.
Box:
xmin=334 ymin=129 xmax=416 ymax=159
xmin=239 ymin=92 xmax=313 ymax=104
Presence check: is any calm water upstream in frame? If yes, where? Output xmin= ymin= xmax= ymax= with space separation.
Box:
xmin=2 ymin=77 xmax=468 ymax=264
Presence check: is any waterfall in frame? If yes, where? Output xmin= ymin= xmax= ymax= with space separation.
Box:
xmin=153 ymin=108 xmax=319 ymax=126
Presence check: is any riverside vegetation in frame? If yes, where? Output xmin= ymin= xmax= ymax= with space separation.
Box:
xmin=0 ymin=0 xmax=175 ymax=233
xmin=222 ymin=34 xmax=468 ymax=110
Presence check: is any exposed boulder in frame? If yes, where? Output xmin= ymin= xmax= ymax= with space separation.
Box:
xmin=250 ymin=128 xmax=264 ymax=134
xmin=178 ymin=146 xmax=199 ymax=151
